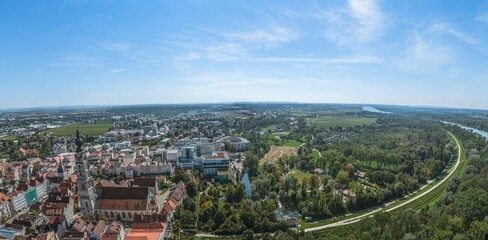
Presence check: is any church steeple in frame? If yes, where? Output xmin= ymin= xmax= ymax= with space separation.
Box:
xmin=75 ymin=125 xmax=83 ymax=153
xmin=75 ymin=129 xmax=97 ymax=220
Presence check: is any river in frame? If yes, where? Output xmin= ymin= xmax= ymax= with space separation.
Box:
xmin=442 ymin=121 xmax=488 ymax=141
xmin=241 ymin=172 xmax=252 ymax=197
xmin=362 ymin=106 xmax=391 ymax=114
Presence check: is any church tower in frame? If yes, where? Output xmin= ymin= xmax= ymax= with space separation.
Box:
xmin=75 ymin=129 xmax=97 ymax=220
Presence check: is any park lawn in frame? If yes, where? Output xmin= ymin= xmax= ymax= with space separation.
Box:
xmin=48 ymin=120 xmax=114 ymax=136
xmin=332 ymin=108 xmax=363 ymax=113
xmin=290 ymin=171 xmax=315 ymax=184
xmin=266 ymin=139 xmax=302 ymax=147
xmin=0 ymin=135 xmax=17 ymax=140
xmin=308 ymin=116 xmax=376 ymax=129
xmin=309 ymin=150 xmax=320 ymax=159
xmin=261 ymin=134 xmax=302 ymax=147
xmin=273 ymin=131 xmax=290 ymax=135
xmin=261 ymin=124 xmax=278 ymax=131
xmin=282 ymin=140 xmax=302 ymax=147
xmin=214 ymin=112 xmax=249 ymax=118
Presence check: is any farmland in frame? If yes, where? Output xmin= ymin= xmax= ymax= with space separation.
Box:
xmin=47 ymin=120 xmax=114 ymax=136
xmin=308 ymin=116 xmax=376 ymax=129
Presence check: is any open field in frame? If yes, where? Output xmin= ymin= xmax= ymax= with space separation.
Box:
xmin=273 ymin=131 xmax=289 ymax=135
xmin=290 ymin=171 xmax=315 ymax=184
xmin=290 ymin=108 xmax=363 ymax=116
xmin=214 ymin=112 xmax=249 ymax=118
xmin=308 ymin=116 xmax=376 ymax=129
xmin=261 ymin=134 xmax=302 ymax=147
xmin=261 ymin=124 xmax=278 ymax=131
xmin=280 ymin=140 xmax=302 ymax=147
xmin=0 ymin=135 xmax=17 ymax=140
xmin=47 ymin=120 xmax=114 ymax=136
xmin=260 ymin=146 xmax=298 ymax=165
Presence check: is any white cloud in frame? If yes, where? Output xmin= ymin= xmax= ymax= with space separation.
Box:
xmin=173 ymin=43 xmax=247 ymax=62
xmin=325 ymin=0 xmax=385 ymax=44
xmin=100 ymin=42 xmax=130 ymax=51
xmin=47 ymin=55 xmax=103 ymax=68
xmin=393 ymin=32 xmax=453 ymax=74
xmin=476 ymin=12 xmax=488 ymax=23
xmin=410 ymin=34 xmax=449 ymax=61
xmin=429 ymin=23 xmax=480 ymax=48
xmin=249 ymin=55 xmax=381 ymax=64
xmin=230 ymin=26 xmax=299 ymax=47
xmin=109 ymin=68 xmax=127 ymax=73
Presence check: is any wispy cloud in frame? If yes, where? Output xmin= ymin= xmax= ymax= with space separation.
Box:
xmin=410 ymin=33 xmax=450 ymax=62
xmin=230 ymin=26 xmax=299 ymax=47
xmin=249 ymin=55 xmax=381 ymax=64
xmin=109 ymin=68 xmax=127 ymax=73
xmin=325 ymin=0 xmax=385 ymax=45
xmin=476 ymin=12 xmax=488 ymax=23
xmin=173 ymin=43 xmax=247 ymax=62
xmin=429 ymin=23 xmax=480 ymax=48
xmin=47 ymin=55 xmax=103 ymax=68
xmin=393 ymin=32 xmax=453 ymax=74
xmin=100 ymin=42 xmax=131 ymax=51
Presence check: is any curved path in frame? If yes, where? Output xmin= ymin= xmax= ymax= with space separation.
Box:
xmin=305 ymin=132 xmax=462 ymax=232
xmin=312 ymin=149 xmax=322 ymax=158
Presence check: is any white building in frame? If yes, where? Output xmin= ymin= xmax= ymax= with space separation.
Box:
xmin=11 ymin=191 xmax=28 ymax=212
xmin=161 ymin=161 xmax=174 ymax=174
xmin=201 ymin=151 xmax=231 ymax=175
xmin=125 ymin=168 xmax=134 ymax=179
xmin=181 ymin=146 xmax=195 ymax=159
xmin=166 ymin=150 xmax=179 ymax=162
xmin=0 ymin=193 xmax=13 ymax=220
xmin=117 ymin=141 xmax=131 ymax=149
xmin=0 ymin=226 xmax=23 ymax=240
xmin=177 ymin=160 xmax=194 ymax=169
xmin=133 ymin=146 xmax=149 ymax=157
xmin=31 ymin=179 xmax=49 ymax=201
xmin=121 ymin=150 xmax=136 ymax=165
xmin=217 ymin=136 xmax=250 ymax=151
xmin=198 ymin=143 xmax=218 ymax=157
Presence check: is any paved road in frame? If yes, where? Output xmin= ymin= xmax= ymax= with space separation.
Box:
xmin=305 ymin=132 xmax=462 ymax=232
xmin=312 ymin=149 xmax=322 ymax=158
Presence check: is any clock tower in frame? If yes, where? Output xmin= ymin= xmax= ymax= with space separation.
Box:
xmin=75 ymin=129 xmax=97 ymax=220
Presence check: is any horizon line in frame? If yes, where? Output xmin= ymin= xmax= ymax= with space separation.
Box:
xmin=1 ymin=101 xmax=488 ymax=113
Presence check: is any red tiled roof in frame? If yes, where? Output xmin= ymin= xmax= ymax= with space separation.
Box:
xmin=99 ymin=186 xmax=149 ymax=200
xmin=93 ymin=220 xmax=108 ymax=237
xmin=126 ymin=229 xmax=163 ymax=240
xmin=98 ymin=199 xmax=147 ymax=211
xmin=162 ymin=203 xmax=174 ymax=215
xmin=132 ymin=222 xmax=165 ymax=230
xmin=133 ymin=214 xmax=168 ymax=224
xmin=132 ymin=178 xmax=156 ymax=187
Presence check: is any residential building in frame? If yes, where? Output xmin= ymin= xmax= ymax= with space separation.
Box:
xmin=10 ymin=191 xmax=28 ymax=212
xmin=0 ymin=226 xmax=23 ymax=240
xmin=166 ymin=150 xmax=178 ymax=162
xmin=0 ymin=192 xmax=13 ymax=220
xmin=217 ymin=136 xmax=250 ymax=151
xmin=200 ymin=151 xmax=230 ymax=176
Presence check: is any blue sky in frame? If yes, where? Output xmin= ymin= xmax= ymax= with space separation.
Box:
xmin=1 ymin=0 xmax=488 ymax=109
